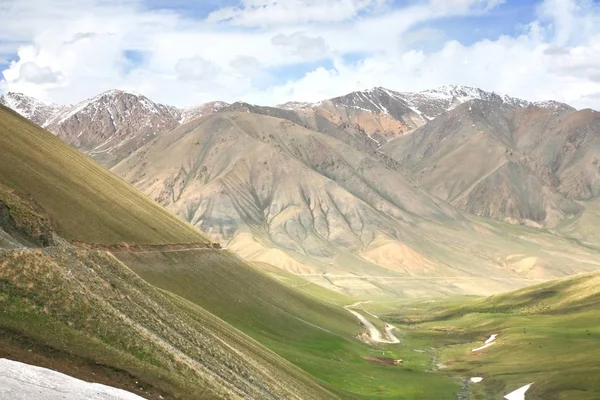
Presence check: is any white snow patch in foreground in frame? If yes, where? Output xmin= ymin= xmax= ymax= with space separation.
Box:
xmin=472 ymin=342 xmax=495 ymax=352
xmin=0 ymin=358 xmax=146 ymax=400
xmin=504 ymin=383 xmax=534 ymax=400
xmin=470 ymin=377 xmax=483 ymax=383
xmin=485 ymin=334 xmax=498 ymax=344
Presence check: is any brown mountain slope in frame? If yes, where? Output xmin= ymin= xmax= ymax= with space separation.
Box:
xmin=43 ymin=90 xmax=180 ymax=167
xmin=382 ymin=100 xmax=590 ymax=227
xmin=113 ymin=111 xmax=600 ymax=297
xmin=113 ymin=111 xmax=460 ymax=250
xmin=518 ymin=108 xmax=600 ymax=200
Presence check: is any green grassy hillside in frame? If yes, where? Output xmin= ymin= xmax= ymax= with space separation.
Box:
xmin=0 ymin=105 xmax=208 ymax=245
xmin=0 ymin=248 xmax=335 ymax=400
xmin=117 ymin=249 xmax=461 ymax=399
xmin=377 ymin=271 xmax=600 ymax=400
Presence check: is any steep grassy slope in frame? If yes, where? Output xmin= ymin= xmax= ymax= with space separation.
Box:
xmin=376 ymin=271 xmax=600 ymax=399
xmin=0 ymin=104 xmax=348 ymax=398
xmin=0 ymin=248 xmax=336 ymax=400
xmin=0 ymin=105 xmax=208 ymax=245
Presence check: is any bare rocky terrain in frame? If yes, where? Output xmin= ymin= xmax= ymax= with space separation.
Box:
xmin=42 ymin=90 xmax=181 ymax=167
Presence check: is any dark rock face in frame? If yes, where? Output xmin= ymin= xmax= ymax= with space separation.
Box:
xmin=0 ymin=200 xmax=55 ymax=248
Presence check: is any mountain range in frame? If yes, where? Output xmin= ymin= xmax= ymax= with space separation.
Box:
xmin=2 ymin=85 xmax=600 ymax=297
xmin=3 ymin=83 xmax=600 ymax=399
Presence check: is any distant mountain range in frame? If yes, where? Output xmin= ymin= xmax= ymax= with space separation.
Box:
xmin=0 ymin=91 xmax=227 ymax=166
xmin=3 ymin=95 xmax=600 ymax=400
xmin=2 ymin=84 xmax=573 ymax=167
xmin=2 ymin=86 xmax=599 ymax=296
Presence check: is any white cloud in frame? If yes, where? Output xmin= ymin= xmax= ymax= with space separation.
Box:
xmin=175 ymin=56 xmax=220 ymax=81
xmin=537 ymin=0 xmax=600 ymax=46
xmin=0 ymin=0 xmax=599 ymax=110
xmin=230 ymin=55 xmax=262 ymax=75
xmin=206 ymin=0 xmax=389 ymax=27
xmin=17 ymin=62 xmax=62 ymax=83
xmin=428 ymin=0 xmax=506 ymax=13
xmin=271 ymin=32 xmax=329 ymax=59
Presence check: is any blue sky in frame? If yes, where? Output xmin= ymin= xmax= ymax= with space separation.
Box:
xmin=1 ymin=0 xmax=600 ymax=109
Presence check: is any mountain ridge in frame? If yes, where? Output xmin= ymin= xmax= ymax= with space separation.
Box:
xmin=382 ymin=98 xmax=599 ymax=227
xmin=1 ymin=85 xmax=581 ymax=169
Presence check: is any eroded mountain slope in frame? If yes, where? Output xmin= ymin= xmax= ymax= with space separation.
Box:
xmin=382 ymin=100 xmax=596 ymax=227
xmin=113 ymin=111 xmax=600 ymax=297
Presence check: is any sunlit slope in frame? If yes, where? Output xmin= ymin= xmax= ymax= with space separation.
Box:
xmin=0 ymin=106 xmax=339 ymax=399
xmin=0 ymin=248 xmax=337 ymax=400
xmin=382 ymin=101 xmax=600 ymax=228
xmin=0 ymin=105 xmax=208 ymax=245
xmin=473 ymin=269 xmax=600 ymax=313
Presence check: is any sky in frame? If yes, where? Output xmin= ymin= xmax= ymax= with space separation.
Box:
xmin=1 ymin=0 xmax=600 ymax=109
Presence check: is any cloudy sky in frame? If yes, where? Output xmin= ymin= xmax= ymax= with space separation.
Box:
xmin=0 ymin=0 xmax=599 ymax=108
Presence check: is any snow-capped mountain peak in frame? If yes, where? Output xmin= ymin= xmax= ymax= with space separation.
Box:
xmin=532 ymin=100 xmax=576 ymax=112
xmin=0 ymin=92 xmax=66 ymax=126
xmin=179 ymin=101 xmax=229 ymax=124
xmin=399 ymin=85 xmax=531 ymax=118
xmin=43 ymin=89 xmax=167 ymax=128
xmin=276 ymin=101 xmax=313 ymax=111
xmin=41 ymin=89 xmax=181 ymax=166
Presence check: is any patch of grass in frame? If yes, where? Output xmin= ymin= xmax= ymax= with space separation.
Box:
xmin=380 ymin=272 xmax=600 ymax=399
xmin=0 ymin=105 xmax=208 ymax=245
xmin=252 ymin=261 xmax=357 ymax=306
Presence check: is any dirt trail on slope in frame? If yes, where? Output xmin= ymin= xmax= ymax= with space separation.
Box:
xmin=70 ymin=241 xmax=222 ymax=252
xmin=344 ymin=302 xmax=400 ymax=344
